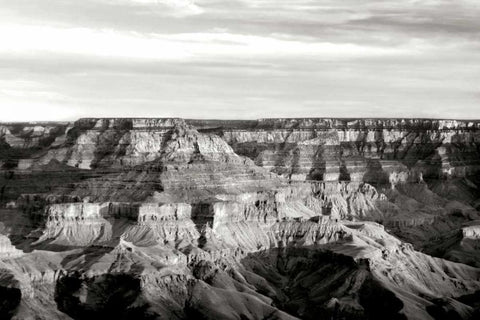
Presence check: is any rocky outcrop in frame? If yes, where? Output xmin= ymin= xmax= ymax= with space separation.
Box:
xmin=0 ymin=123 xmax=69 ymax=149
xmin=0 ymin=235 xmax=23 ymax=258
xmin=197 ymin=118 xmax=480 ymax=184
xmin=1 ymin=118 xmax=480 ymax=319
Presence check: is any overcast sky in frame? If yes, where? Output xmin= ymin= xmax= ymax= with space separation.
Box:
xmin=0 ymin=0 xmax=479 ymax=121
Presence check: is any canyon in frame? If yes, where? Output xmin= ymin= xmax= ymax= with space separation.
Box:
xmin=1 ymin=118 xmax=480 ymax=320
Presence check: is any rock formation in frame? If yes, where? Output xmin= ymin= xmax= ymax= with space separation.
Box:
xmin=1 ymin=118 xmax=480 ymax=319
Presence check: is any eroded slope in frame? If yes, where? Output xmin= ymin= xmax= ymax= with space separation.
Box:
xmin=0 ymin=118 xmax=480 ymax=320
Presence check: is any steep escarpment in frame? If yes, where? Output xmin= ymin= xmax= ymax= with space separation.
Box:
xmin=35 ymin=118 xmax=249 ymax=170
xmin=195 ymin=118 xmax=480 ymax=266
xmin=1 ymin=118 xmax=480 ymax=320
xmin=197 ymin=118 xmax=480 ymax=183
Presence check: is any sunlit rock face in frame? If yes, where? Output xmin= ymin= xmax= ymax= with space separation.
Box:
xmin=1 ymin=118 xmax=480 ymax=320
xmin=198 ymin=118 xmax=480 ymax=183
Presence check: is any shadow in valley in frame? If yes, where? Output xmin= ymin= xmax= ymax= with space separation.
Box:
xmin=54 ymin=271 xmax=157 ymax=320
xmin=191 ymin=203 xmax=214 ymax=248
xmin=0 ymin=271 xmax=21 ymax=320
xmin=239 ymin=247 xmax=407 ymax=320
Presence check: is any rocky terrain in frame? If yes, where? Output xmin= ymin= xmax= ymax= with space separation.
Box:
xmin=1 ymin=118 xmax=480 ymax=320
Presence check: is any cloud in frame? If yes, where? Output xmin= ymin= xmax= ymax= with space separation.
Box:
xmin=0 ymin=0 xmax=479 ymax=120
xmin=113 ymin=0 xmax=204 ymax=16
xmin=0 ymin=24 xmax=417 ymax=63
xmin=0 ymin=25 xmax=191 ymax=60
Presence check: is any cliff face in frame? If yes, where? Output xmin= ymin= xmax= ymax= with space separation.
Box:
xmin=197 ymin=118 xmax=480 ymax=183
xmin=1 ymin=118 xmax=480 ymax=320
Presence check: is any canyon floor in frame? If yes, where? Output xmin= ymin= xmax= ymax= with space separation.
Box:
xmin=1 ymin=118 xmax=480 ymax=320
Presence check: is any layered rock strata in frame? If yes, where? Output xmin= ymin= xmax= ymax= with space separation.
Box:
xmin=0 ymin=118 xmax=480 ymax=319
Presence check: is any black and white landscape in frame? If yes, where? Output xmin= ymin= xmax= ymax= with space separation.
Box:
xmin=1 ymin=1 xmax=480 ymax=320
xmin=1 ymin=118 xmax=480 ymax=319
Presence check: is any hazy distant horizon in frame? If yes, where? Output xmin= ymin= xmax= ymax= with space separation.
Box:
xmin=1 ymin=0 xmax=479 ymax=121
xmin=3 ymin=116 xmax=480 ymax=124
